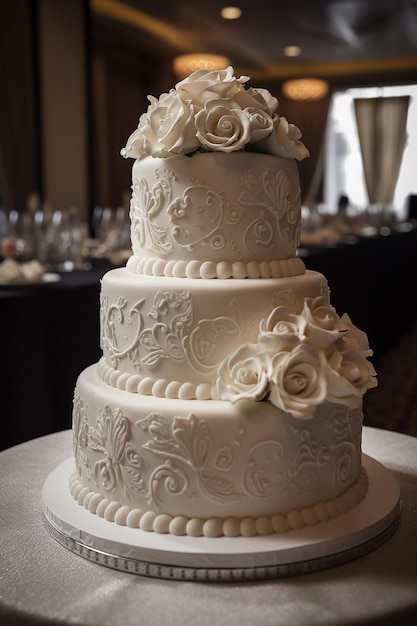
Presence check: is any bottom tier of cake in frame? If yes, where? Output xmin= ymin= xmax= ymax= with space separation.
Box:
xmin=71 ymin=365 xmax=367 ymax=537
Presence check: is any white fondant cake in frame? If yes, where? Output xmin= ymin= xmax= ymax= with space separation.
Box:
xmin=70 ymin=67 xmax=377 ymax=537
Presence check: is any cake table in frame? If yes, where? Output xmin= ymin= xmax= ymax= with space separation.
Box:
xmin=1 ymin=426 xmax=417 ymax=625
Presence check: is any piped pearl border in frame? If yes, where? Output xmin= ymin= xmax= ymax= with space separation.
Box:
xmin=69 ymin=468 xmax=368 ymax=538
xmin=97 ymin=358 xmax=219 ymax=400
xmin=126 ymin=255 xmax=305 ymax=279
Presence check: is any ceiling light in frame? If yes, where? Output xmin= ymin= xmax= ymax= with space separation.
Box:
xmin=220 ymin=6 xmax=242 ymax=19
xmin=173 ymin=54 xmax=231 ymax=79
xmin=282 ymin=78 xmax=329 ymax=101
xmin=283 ymin=45 xmax=301 ymax=57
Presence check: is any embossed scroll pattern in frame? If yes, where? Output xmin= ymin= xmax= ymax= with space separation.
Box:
xmin=99 ymin=287 xmax=303 ymax=387
xmin=130 ymin=165 xmax=300 ymax=260
xmin=73 ymin=393 xmax=360 ymax=514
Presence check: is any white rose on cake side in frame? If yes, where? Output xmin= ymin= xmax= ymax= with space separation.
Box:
xmin=216 ymin=296 xmax=377 ymax=419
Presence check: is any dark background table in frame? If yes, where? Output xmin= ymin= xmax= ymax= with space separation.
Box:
xmin=1 ymin=259 xmax=112 ymax=451
xmin=302 ymin=225 xmax=417 ymax=365
xmin=2 ymin=226 xmax=417 ymax=451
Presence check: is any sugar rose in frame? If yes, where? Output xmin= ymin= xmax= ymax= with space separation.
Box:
xmin=259 ymin=306 xmax=307 ymax=353
xmin=269 ymin=344 xmax=327 ymax=418
xmin=176 ymin=66 xmax=249 ymax=110
xmin=339 ymin=312 xmax=374 ymax=357
xmin=302 ymin=297 xmax=345 ymax=351
xmin=121 ymin=65 xmax=310 ymax=160
xmin=195 ymin=99 xmax=252 ymax=152
xmin=234 ymin=86 xmax=279 ymax=116
xmin=120 ymin=125 xmax=146 ymax=159
xmin=139 ymin=91 xmax=200 ymax=157
xmin=327 ymin=348 xmax=377 ymax=406
xmin=217 ymin=344 xmax=271 ymax=403
xmin=254 ymin=116 xmax=310 ymax=161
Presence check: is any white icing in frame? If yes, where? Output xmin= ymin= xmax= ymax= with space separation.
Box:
xmin=69 ymin=468 xmax=368 ymax=538
xmin=128 ymin=152 xmax=303 ymax=270
xmin=72 ymin=365 xmax=365 ymax=530
xmin=98 ymin=269 xmax=329 ymax=397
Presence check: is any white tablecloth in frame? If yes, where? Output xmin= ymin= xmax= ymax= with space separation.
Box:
xmin=1 ymin=427 xmax=417 ymax=626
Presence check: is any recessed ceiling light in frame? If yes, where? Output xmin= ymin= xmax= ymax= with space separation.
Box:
xmin=284 ymin=45 xmax=301 ymax=57
xmin=221 ymin=6 xmax=242 ymax=20
xmin=282 ymin=79 xmax=329 ymax=101
xmin=173 ymin=54 xmax=231 ymax=79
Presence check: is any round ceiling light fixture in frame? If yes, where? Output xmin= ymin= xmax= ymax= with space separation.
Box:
xmin=282 ymin=78 xmax=329 ymax=101
xmin=283 ymin=45 xmax=301 ymax=57
xmin=173 ymin=53 xmax=231 ymax=79
xmin=220 ymin=6 xmax=242 ymax=19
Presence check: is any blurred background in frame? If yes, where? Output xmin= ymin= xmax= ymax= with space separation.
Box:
xmin=1 ymin=0 xmax=417 ymax=448
xmin=1 ymin=0 xmax=417 ymax=221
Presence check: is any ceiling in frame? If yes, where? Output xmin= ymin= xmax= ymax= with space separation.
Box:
xmin=91 ymin=0 xmax=417 ymax=82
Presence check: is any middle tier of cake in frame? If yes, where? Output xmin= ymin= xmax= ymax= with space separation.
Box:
xmin=98 ymin=268 xmax=329 ymax=399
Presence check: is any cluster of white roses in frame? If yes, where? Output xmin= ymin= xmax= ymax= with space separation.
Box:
xmin=216 ymin=296 xmax=377 ymax=419
xmin=121 ymin=66 xmax=309 ymax=161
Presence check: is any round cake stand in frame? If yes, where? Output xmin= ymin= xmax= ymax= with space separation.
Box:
xmin=42 ymin=454 xmax=400 ymax=582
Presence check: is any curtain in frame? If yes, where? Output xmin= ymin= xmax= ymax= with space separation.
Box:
xmin=354 ymin=96 xmax=410 ymax=206
xmin=0 ymin=1 xmax=40 ymax=212
xmin=279 ymin=95 xmax=331 ymax=205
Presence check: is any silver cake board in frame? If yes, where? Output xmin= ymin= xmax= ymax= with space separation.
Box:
xmin=42 ymin=455 xmax=401 ymax=582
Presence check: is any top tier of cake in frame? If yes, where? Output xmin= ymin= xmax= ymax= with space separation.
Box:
xmin=126 ymin=152 xmax=305 ymax=279
xmin=122 ymin=66 xmax=310 ymax=279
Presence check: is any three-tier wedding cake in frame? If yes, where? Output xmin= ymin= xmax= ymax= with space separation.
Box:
xmin=69 ymin=67 xmax=377 ymax=539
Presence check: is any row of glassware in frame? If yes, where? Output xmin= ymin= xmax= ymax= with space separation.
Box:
xmin=0 ymin=205 xmax=131 ymax=271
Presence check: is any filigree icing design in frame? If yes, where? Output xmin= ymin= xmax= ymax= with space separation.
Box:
xmin=168 ymin=185 xmax=224 ymax=249
xmin=101 ymin=290 xmax=193 ymax=371
xmin=224 ymin=202 xmax=244 ymax=225
xmin=72 ymin=392 xmax=92 ymax=481
xmin=282 ymin=428 xmax=331 ymax=496
xmin=188 ymin=317 xmax=241 ymax=373
xmin=333 ymin=451 xmax=356 ymax=493
xmin=326 ymin=405 xmax=356 ymax=446
xmin=239 ymin=168 xmax=298 ymax=251
xmin=150 ymin=460 xmax=188 ymax=506
xmin=214 ymin=442 xmax=240 ymax=471
xmin=86 ymin=405 xmax=148 ymax=500
xmin=162 ymin=168 xmax=299 ymax=258
xmin=137 ymin=413 xmax=242 ymax=504
xmin=243 ymin=441 xmax=284 ymax=498
xmin=238 ymin=169 xmax=288 ymax=216
xmin=244 ymin=211 xmax=274 ymax=251
xmin=100 ymin=294 xmax=144 ymax=367
xmin=278 ymin=407 xmax=361 ymax=498
xmin=130 ymin=169 xmax=175 ymax=255
xmin=271 ymin=287 xmax=303 ymax=311
xmin=139 ymin=290 xmax=193 ymax=369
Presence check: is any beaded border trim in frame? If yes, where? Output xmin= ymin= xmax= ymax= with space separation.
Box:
xmin=69 ymin=468 xmax=369 ymax=539
xmin=126 ymin=255 xmax=305 ymax=279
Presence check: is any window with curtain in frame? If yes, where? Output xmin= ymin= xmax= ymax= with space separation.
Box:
xmin=324 ymin=85 xmax=417 ymax=218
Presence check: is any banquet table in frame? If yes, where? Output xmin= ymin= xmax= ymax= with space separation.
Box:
xmin=1 ymin=427 xmax=416 ymax=626
xmin=302 ymin=224 xmax=417 ymax=365
xmin=0 ymin=260 xmax=113 ymax=451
